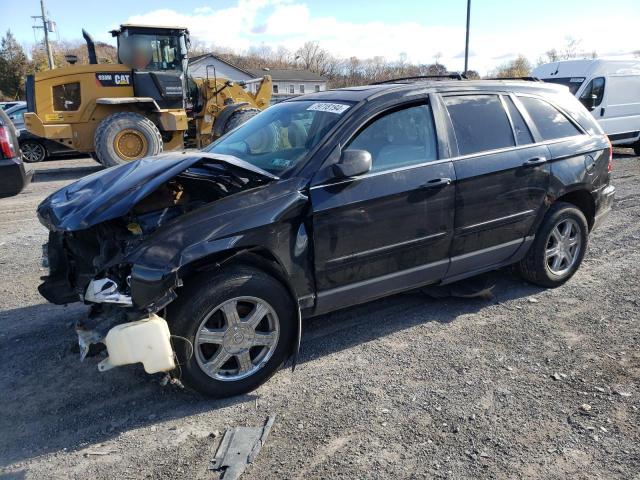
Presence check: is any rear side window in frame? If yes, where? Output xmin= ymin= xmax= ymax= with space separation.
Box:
xmin=503 ymin=97 xmax=533 ymax=145
xmin=348 ymin=104 xmax=437 ymax=172
xmin=53 ymin=82 xmax=81 ymax=111
xmin=443 ymin=94 xmax=515 ymax=155
xmin=518 ymin=96 xmax=582 ymax=140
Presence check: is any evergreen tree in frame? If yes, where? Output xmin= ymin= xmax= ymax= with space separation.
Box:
xmin=0 ymin=30 xmax=28 ymax=100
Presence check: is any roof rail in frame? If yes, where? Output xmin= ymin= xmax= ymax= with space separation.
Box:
xmin=371 ymin=73 xmax=467 ymax=85
xmin=486 ymin=76 xmax=542 ymax=82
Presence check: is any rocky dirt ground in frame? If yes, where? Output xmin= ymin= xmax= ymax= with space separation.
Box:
xmin=0 ymin=152 xmax=638 ymax=480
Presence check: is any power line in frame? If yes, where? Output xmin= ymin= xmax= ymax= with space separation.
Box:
xmin=31 ymin=0 xmax=55 ymax=69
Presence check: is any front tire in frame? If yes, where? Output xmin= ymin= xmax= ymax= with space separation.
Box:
xmin=94 ymin=112 xmax=163 ymax=167
xmin=20 ymin=140 xmax=47 ymax=162
xmin=517 ymin=202 xmax=589 ymax=288
xmin=167 ymin=266 xmax=295 ymax=398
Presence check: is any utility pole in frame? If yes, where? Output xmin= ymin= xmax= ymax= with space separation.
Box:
xmin=32 ymin=0 xmax=55 ymax=69
xmin=464 ymin=0 xmax=471 ymax=74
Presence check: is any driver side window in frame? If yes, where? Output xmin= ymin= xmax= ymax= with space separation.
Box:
xmin=347 ymin=104 xmax=437 ymax=172
xmin=580 ymin=77 xmax=605 ymax=108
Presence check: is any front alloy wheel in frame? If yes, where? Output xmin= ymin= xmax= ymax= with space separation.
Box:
xmin=168 ymin=266 xmax=295 ymax=398
xmin=195 ymin=296 xmax=280 ymax=381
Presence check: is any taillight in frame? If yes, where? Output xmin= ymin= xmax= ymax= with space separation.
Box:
xmin=0 ymin=125 xmax=17 ymax=158
xmin=606 ymin=136 xmax=613 ymax=173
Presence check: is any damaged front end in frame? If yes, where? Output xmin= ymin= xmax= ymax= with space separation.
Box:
xmin=37 ymin=152 xmax=279 ymax=368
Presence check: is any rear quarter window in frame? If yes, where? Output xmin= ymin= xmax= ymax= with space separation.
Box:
xmin=518 ymin=96 xmax=583 ymax=141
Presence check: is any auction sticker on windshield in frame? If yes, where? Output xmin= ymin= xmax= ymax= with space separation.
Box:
xmin=307 ymin=103 xmax=350 ymax=114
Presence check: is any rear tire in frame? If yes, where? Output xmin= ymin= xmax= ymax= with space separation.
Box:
xmin=167 ymin=265 xmax=295 ymax=398
xmin=633 ymin=143 xmax=640 ymax=156
xmin=20 ymin=140 xmax=47 ymax=162
xmin=517 ymin=202 xmax=589 ymax=288
xmin=94 ymin=112 xmax=163 ymax=167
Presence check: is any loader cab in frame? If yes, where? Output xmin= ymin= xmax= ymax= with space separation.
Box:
xmin=111 ymin=24 xmax=190 ymax=109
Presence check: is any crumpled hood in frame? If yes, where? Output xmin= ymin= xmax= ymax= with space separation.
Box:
xmin=37 ymin=152 xmax=278 ymax=231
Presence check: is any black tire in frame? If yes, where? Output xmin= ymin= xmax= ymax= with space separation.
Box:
xmin=94 ymin=112 xmax=163 ymax=167
xmin=222 ymin=108 xmax=261 ymax=134
xmin=517 ymin=202 xmax=589 ymax=288
xmin=167 ymin=265 xmax=296 ymax=398
xmin=223 ymin=108 xmax=280 ymax=152
xmin=633 ymin=144 xmax=640 ymax=156
xmin=20 ymin=140 xmax=47 ymax=162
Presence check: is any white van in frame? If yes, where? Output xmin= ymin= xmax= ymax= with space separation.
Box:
xmin=532 ymin=59 xmax=640 ymax=153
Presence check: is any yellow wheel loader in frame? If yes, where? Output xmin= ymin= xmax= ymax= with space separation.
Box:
xmin=24 ymin=25 xmax=272 ymax=167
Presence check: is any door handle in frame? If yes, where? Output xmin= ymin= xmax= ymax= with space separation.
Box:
xmin=420 ymin=177 xmax=452 ymax=188
xmin=523 ymin=156 xmax=547 ymax=167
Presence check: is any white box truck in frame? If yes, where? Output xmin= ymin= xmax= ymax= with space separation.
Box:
xmin=532 ymin=59 xmax=640 ymax=153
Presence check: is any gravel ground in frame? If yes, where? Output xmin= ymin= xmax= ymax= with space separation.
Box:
xmin=0 ymin=152 xmax=638 ymax=480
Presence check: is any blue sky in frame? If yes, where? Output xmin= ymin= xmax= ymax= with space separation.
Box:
xmin=2 ymin=0 xmax=639 ymax=73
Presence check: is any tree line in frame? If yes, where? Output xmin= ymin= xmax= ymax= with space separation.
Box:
xmin=0 ymin=30 xmax=117 ymax=100
xmin=2 ymin=29 xmax=636 ymax=101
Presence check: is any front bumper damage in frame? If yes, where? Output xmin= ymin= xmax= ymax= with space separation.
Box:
xmin=41 ymin=233 xmax=180 ymax=373
xmin=36 ymin=153 xmax=282 ymax=380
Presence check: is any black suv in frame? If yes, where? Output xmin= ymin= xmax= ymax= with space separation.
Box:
xmin=38 ymin=79 xmax=615 ymax=397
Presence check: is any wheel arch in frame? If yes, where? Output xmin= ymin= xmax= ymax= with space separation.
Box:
xmin=553 ymin=189 xmax=596 ymax=230
xmin=177 ymin=246 xmax=303 ymax=368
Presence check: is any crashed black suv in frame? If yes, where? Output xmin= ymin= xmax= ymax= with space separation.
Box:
xmin=38 ymin=78 xmax=615 ymax=397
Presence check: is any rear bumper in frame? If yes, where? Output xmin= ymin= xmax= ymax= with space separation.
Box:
xmin=592 ymin=184 xmax=615 ymax=231
xmin=0 ymin=157 xmax=33 ymax=197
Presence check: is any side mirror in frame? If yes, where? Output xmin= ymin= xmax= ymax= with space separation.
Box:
xmin=333 ymin=149 xmax=372 ymax=178
xmin=584 ymin=93 xmax=598 ymax=111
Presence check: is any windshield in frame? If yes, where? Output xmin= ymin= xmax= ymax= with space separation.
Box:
xmin=119 ymin=33 xmax=184 ymax=71
xmin=541 ymin=77 xmax=585 ymax=95
xmin=205 ymin=100 xmax=353 ymax=175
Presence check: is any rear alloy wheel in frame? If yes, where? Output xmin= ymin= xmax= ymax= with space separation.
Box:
xmin=517 ymin=202 xmax=589 ymax=287
xmin=544 ymin=218 xmax=582 ymax=277
xmin=21 ymin=140 xmax=47 ymax=162
xmin=168 ymin=266 xmax=295 ymax=398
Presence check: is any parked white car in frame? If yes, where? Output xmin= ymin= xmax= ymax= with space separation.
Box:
xmin=532 ymin=59 xmax=640 ymax=153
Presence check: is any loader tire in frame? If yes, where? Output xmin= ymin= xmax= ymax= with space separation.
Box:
xmin=222 ymin=108 xmax=261 ymax=134
xmin=94 ymin=112 xmax=163 ymax=167
xmin=223 ymin=108 xmax=280 ymax=152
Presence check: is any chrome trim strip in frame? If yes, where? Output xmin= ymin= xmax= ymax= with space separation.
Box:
xmin=450 ymin=237 xmax=527 ymax=263
xmin=310 ymin=136 xmax=607 ymax=191
xmin=324 ymin=231 xmax=448 ymax=267
xmin=456 ymin=209 xmax=535 ymax=235
xmin=309 ymin=158 xmax=453 ymax=190
xmin=316 ymin=258 xmax=450 ymax=299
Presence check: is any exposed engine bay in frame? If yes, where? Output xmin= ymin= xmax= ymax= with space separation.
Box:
xmin=37 ymin=154 xmax=278 ymax=362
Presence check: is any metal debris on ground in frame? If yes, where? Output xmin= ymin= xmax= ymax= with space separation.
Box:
xmin=210 ymin=415 xmax=276 ymax=479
